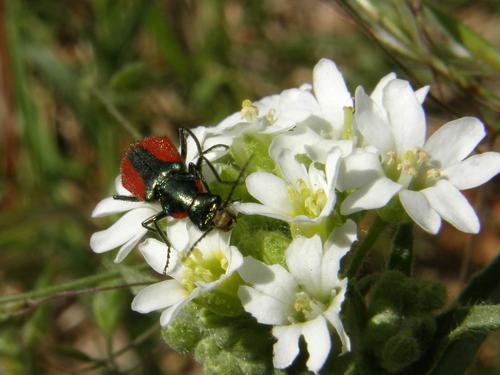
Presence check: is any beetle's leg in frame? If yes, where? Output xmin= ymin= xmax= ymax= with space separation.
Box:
xmin=188 ymin=162 xmax=212 ymax=193
xmin=181 ymin=127 xmax=239 ymax=185
xmin=142 ymin=212 xmax=173 ymax=274
xmin=113 ymin=195 xmax=140 ymax=202
xmin=178 ymin=127 xmax=189 ymax=162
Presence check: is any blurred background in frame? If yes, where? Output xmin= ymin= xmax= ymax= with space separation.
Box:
xmin=0 ymin=0 xmax=498 ymax=373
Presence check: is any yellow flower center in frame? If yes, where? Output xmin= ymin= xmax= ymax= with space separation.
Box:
xmin=381 ymin=148 xmax=441 ymax=190
xmin=287 ymin=179 xmax=327 ymax=218
xmin=182 ymin=248 xmax=228 ymax=293
xmin=240 ymin=99 xmax=259 ymax=122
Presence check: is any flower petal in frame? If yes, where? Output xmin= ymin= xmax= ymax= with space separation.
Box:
xmin=338 ymin=150 xmax=384 ymax=191
xmin=91 ymin=197 xmax=146 ymax=218
xmin=302 ymin=316 xmax=331 ymax=373
xmin=131 ymin=279 xmax=186 ymax=313
xmin=238 ymin=257 xmax=297 ymax=303
xmin=443 ymin=152 xmax=500 ymax=190
xmin=355 ymin=86 xmax=394 ymax=153
xmin=139 ymin=238 xmax=179 ymax=275
xmin=233 ymin=202 xmax=294 ymax=222
xmin=415 ymin=86 xmax=430 ymax=104
xmin=245 ymin=172 xmax=294 ymax=214
xmin=114 ymin=231 xmax=146 ymax=263
xmin=341 ymin=177 xmax=402 ymax=214
xmin=286 ymin=236 xmax=323 ymax=297
xmin=383 ymin=79 xmax=426 ymax=153
xmin=323 ymin=281 xmax=350 ymax=352
xmin=370 ymin=72 xmax=396 ymax=108
xmin=160 ymin=290 xmax=200 ymax=327
xmin=272 ymin=324 xmax=302 ymax=370
xmin=238 ymin=286 xmax=290 ymax=325
xmin=424 ymin=117 xmax=485 ymax=167
xmin=421 ymin=179 xmax=480 ymax=233
xmin=90 ymin=207 xmax=155 ymax=253
xmin=325 ymin=219 xmax=357 ymax=252
xmin=399 ymin=190 xmax=441 ymax=234
xmin=276 ymin=149 xmax=309 ymax=190
xmin=313 ymin=58 xmax=353 ymax=132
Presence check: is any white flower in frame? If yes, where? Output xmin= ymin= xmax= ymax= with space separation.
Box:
xmin=269 ymin=58 xmax=355 ymax=163
xmin=238 ymin=221 xmax=356 ymax=373
xmin=90 ymin=176 xmax=161 ymax=263
xmin=342 ymin=77 xmax=500 ymax=234
xmin=235 ymin=147 xmax=342 ymax=224
xmin=132 ymin=225 xmax=243 ymax=326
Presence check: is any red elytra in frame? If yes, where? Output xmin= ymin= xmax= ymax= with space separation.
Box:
xmin=119 ymin=136 xmax=203 ymax=204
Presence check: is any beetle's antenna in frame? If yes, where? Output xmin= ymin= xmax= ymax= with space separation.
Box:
xmin=222 ymin=155 xmax=253 ymax=208
xmin=184 ymin=228 xmax=214 ymax=259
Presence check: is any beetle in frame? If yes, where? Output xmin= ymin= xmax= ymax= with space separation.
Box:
xmin=113 ymin=128 xmax=241 ymax=271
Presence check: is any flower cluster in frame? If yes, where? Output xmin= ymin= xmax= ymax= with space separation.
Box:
xmin=91 ymin=59 xmax=500 ymax=373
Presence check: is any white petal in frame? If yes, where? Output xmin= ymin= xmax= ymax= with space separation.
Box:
xmin=245 ymin=172 xmax=294 ymax=214
xmin=139 ymin=238 xmax=179 ymax=274
xmin=238 ymin=286 xmax=290 ymax=325
xmin=383 ymin=79 xmax=426 ymax=153
xmin=114 ymin=231 xmax=145 ymax=263
xmin=131 ymin=279 xmax=186 ymax=313
xmin=89 ymin=207 xmax=154 ymax=253
xmin=322 ymin=221 xmax=357 ymax=290
xmin=313 ymin=58 xmax=353 ymax=131
xmin=238 ymin=257 xmax=297 ymax=305
xmin=338 ymin=150 xmax=384 ymax=191
xmin=277 ymin=149 xmax=309 ymax=189
xmin=269 ymin=126 xmax=324 ymax=163
xmin=326 ymin=219 xmax=357 ymax=251
xmin=160 ymin=290 xmax=200 ymax=327
xmin=422 ymin=180 xmax=480 ymax=233
xmin=341 ymin=177 xmax=402 ymax=214
xmin=424 ymin=117 xmax=485 ymax=167
xmin=286 ymin=236 xmax=323 ymax=296
xmin=443 ymin=152 xmax=500 ymax=190
xmin=91 ymin=197 xmax=146 ymax=218
xmin=370 ymin=72 xmax=396 ymax=108
xmin=302 ymin=316 xmax=331 ymax=373
xmin=233 ymin=202 xmax=294 ymax=222
xmin=399 ymin=190 xmax=441 ymax=234
xmin=355 ymin=86 xmax=394 ymax=153
xmin=325 ymin=149 xmax=342 ymax=190
xmin=323 ymin=283 xmax=350 ymax=352
xmin=272 ymin=325 xmax=302 ymax=369
xmin=415 ymin=86 xmax=430 ymax=104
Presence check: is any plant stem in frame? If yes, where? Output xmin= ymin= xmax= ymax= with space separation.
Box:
xmin=0 ymin=264 xmax=148 ymax=305
xmin=347 ymin=215 xmax=386 ymax=278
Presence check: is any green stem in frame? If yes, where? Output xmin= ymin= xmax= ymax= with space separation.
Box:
xmin=347 ymin=215 xmax=386 ymax=278
xmin=0 ymin=264 xmax=148 ymax=305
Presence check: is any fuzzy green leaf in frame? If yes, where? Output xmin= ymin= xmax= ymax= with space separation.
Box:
xmin=426 ymin=305 xmax=500 ymax=375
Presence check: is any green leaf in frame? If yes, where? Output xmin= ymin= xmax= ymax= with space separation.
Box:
xmin=427 ymin=4 xmax=500 ymax=72
xmin=458 ymin=254 xmax=500 ymax=305
xmin=388 ymin=223 xmax=413 ymax=276
xmin=427 ymin=305 xmax=500 ymax=375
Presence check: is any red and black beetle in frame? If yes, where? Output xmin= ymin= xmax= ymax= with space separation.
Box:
xmin=114 ymin=128 xmax=239 ymax=270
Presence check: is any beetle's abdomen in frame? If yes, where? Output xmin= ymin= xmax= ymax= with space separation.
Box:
xmin=120 ymin=137 xmax=184 ymax=200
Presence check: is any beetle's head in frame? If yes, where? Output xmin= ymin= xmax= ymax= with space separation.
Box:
xmin=213 ymin=208 xmax=236 ymax=231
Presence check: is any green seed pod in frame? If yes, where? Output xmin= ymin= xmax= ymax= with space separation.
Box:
xmin=381 ymin=330 xmax=420 ymax=373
